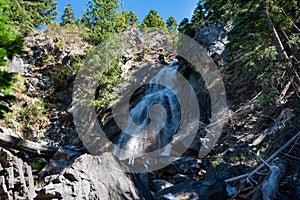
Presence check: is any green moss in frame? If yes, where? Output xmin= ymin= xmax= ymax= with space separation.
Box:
xmin=32 ymin=161 xmax=43 ymax=170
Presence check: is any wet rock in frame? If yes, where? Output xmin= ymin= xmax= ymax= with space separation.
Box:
xmin=36 ymin=152 xmax=148 ymax=200
xmin=171 ymin=174 xmax=191 ymax=183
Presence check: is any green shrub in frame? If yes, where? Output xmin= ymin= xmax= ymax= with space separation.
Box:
xmin=93 ymin=60 xmax=121 ymax=109
xmin=255 ymin=90 xmax=277 ymax=109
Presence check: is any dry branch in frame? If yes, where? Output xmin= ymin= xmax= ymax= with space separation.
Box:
xmin=264 ymin=11 xmax=288 ymax=59
xmin=250 ymin=109 xmax=295 ymax=146
xmin=226 ymin=131 xmax=300 ymax=183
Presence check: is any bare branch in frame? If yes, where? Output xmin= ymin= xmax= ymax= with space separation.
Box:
xmin=226 ymin=131 xmax=300 ymax=183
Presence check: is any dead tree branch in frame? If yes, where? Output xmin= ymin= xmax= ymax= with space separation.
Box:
xmin=226 ymin=131 xmax=300 ymax=183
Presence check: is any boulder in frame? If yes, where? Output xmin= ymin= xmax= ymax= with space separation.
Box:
xmin=36 ymin=152 xmax=150 ymax=200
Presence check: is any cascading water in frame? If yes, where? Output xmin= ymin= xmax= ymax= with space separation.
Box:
xmin=112 ymin=63 xmax=182 ymax=161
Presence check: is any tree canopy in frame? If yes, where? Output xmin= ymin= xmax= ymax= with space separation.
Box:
xmin=178 ymin=18 xmax=195 ymax=36
xmin=4 ymin=0 xmax=58 ymax=32
xmin=190 ymin=1 xmax=205 ymax=28
xmin=127 ymin=11 xmax=139 ymax=27
xmin=61 ymin=3 xmax=75 ymax=26
xmin=140 ymin=9 xmax=166 ymax=29
xmin=195 ymin=0 xmax=300 ymax=108
xmin=166 ymin=16 xmax=178 ymax=31
xmin=82 ymin=0 xmax=130 ymax=44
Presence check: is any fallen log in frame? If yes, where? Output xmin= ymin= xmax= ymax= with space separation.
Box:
xmin=261 ymin=160 xmax=286 ymax=200
xmin=0 ymin=132 xmax=58 ymax=157
xmin=226 ymin=131 xmax=300 ymax=183
xmin=250 ymin=109 xmax=295 ymax=146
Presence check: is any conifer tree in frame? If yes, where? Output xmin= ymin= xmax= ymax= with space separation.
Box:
xmin=83 ymin=0 xmax=124 ymax=44
xmin=166 ymin=16 xmax=178 ymax=31
xmin=127 ymin=11 xmax=138 ymax=27
xmin=201 ymin=0 xmax=300 ymax=105
xmin=61 ymin=4 xmax=75 ymax=26
xmin=4 ymin=0 xmax=58 ymax=32
xmin=178 ymin=18 xmax=194 ymax=36
xmin=140 ymin=10 xmax=165 ymax=29
xmin=191 ymin=1 xmax=205 ymax=28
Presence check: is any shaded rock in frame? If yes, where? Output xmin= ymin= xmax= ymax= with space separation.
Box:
xmin=158 ymin=157 xmax=200 ymax=175
xmin=0 ymin=148 xmax=36 ymax=199
xmin=171 ymin=174 xmax=191 ymax=183
xmin=38 ymin=147 xmax=82 ymax=179
xmin=36 ymin=152 xmax=149 ymax=200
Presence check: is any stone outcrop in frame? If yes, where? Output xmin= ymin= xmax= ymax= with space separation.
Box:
xmin=0 ymin=148 xmax=36 ymax=199
xmin=36 ymin=153 xmax=148 ymax=200
xmin=194 ymin=23 xmax=230 ymax=66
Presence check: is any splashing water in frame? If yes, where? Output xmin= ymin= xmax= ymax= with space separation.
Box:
xmin=112 ymin=63 xmax=182 ymax=161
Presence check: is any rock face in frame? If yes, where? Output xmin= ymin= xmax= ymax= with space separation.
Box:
xmin=0 ymin=148 xmax=36 ymax=199
xmin=36 ymin=153 xmax=147 ymax=200
xmin=194 ymin=23 xmax=229 ymax=66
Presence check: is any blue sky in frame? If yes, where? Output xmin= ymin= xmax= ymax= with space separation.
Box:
xmin=56 ymin=0 xmax=199 ymax=24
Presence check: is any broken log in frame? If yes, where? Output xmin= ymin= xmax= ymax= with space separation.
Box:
xmin=0 ymin=132 xmax=58 ymax=157
xmin=261 ymin=160 xmax=286 ymax=200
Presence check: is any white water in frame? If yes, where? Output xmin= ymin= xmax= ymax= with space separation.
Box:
xmin=113 ymin=63 xmax=182 ymax=160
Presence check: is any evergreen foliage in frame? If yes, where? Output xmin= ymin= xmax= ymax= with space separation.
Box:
xmin=178 ymin=18 xmax=195 ymax=36
xmin=61 ymin=4 xmax=75 ymax=26
xmin=116 ymin=10 xmax=129 ymax=32
xmin=127 ymin=11 xmax=139 ymax=27
xmin=140 ymin=10 xmax=166 ymax=29
xmin=4 ymin=0 xmax=58 ymax=32
xmin=82 ymin=0 xmax=126 ymax=45
xmin=190 ymin=1 xmax=205 ymax=28
xmin=0 ymin=0 xmax=23 ymax=118
xmin=199 ymin=0 xmax=300 ymax=107
xmin=166 ymin=16 xmax=178 ymax=31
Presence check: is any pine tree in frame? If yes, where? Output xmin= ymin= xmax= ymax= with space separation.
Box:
xmin=115 ymin=10 xmax=128 ymax=32
xmin=0 ymin=0 xmax=23 ymax=118
xmin=61 ymin=4 xmax=75 ymax=26
xmin=4 ymin=0 xmax=58 ymax=32
xmin=127 ymin=11 xmax=138 ymax=27
xmin=178 ymin=18 xmax=195 ymax=36
xmin=166 ymin=16 xmax=178 ymax=31
xmin=191 ymin=1 xmax=205 ymax=28
xmin=140 ymin=10 xmax=165 ymax=29
xmin=83 ymin=0 xmax=123 ymax=44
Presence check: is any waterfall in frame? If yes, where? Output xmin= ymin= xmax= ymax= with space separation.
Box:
xmin=112 ymin=63 xmax=182 ymax=161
